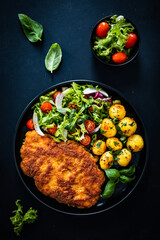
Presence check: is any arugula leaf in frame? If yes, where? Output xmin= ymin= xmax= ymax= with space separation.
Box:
xmin=77 ymin=114 xmax=89 ymax=124
xmin=18 ymin=14 xmax=43 ymax=42
xmin=45 ymin=43 xmax=62 ymax=73
xmin=10 ymin=200 xmax=38 ymax=236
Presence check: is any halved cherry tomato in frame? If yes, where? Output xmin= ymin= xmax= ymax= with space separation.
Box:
xmin=67 ymin=104 xmax=78 ymax=111
xmin=88 ymin=107 xmax=93 ymax=112
xmin=112 ymin=52 xmax=127 ymax=63
xmin=53 ymin=91 xmax=62 ymax=99
xmin=80 ymin=134 xmax=91 ymax=146
xmin=125 ymin=33 xmax=137 ymax=48
xmin=96 ymin=22 xmax=109 ymax=38
xmin=47 ymin=125 xmax=57 ymax=135
xmin=26 ymin=119 xmax=34 ymax=130
xmin=40 ymin=102 xmax=52 ymax=113
xmin=84 ymin=120 xmax=95 ymax=132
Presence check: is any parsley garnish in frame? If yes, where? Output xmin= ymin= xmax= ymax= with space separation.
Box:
xmin=114 ymin=141 xmax=119 ymax=146
xmin=129 ymin=122 xmax=135 ymax=126
xmin=96 ymin=141 xmax=102 ymax=148
xmin=10 ymin=200 xmax=38 ymax=236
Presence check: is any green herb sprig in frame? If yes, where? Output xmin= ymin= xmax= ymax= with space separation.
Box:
xmin=101 ymin=165 xmax=136 ymax=198
xmin=10 ymin=200 xmax=38 ymax=236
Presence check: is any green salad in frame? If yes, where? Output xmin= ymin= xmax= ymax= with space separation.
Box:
xmin=31 ymin=82 xmax=111 ymax=144
xmin=92 ymin=15 xmax=137 ymax=64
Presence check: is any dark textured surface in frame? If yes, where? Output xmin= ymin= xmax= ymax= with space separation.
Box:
xmin=1 ymin=0 xmax=160 ymax=239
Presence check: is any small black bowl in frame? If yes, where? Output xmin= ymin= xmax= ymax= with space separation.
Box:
xmin=90 ymin=15 xmax=140 ymax=66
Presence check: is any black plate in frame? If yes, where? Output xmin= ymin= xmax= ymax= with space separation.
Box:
xmin=14 ymin=80 xmax=148 ymax=215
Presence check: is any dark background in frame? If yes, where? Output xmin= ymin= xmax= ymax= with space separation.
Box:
xmin=1 ymin=0 xmax=160 ymax=239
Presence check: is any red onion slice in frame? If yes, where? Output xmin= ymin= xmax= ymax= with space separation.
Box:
xmin=83 ymin=88 xmax=109 ymax=98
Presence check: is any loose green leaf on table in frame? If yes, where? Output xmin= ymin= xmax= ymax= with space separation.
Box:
xmin=10 ymin=200 xmax=38 ymax=236
xmin=45 ymin=43 xmax=62 ymax=73
xmin=18 ymin=14 xmax=43 ymax=42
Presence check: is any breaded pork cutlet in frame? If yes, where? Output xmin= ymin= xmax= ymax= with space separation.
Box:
xmin=20 ymin=130 xmax=105 ymax=208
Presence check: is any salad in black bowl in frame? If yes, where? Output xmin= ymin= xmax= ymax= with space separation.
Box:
xmin=90 ymin=15 xmax=140 ymax=66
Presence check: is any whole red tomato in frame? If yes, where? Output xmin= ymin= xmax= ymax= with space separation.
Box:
xmin=40 ymin=102 xmax=52 ymax=113
xmin=125 ymin=33 xmax=137 ymax=48
xmin=96 ymin=22 xmax=109 ymax=38
xmin=26 ymin=119 xmax=34 ymax=130
xmin=112 ymin=52 xmax=127 ymax=63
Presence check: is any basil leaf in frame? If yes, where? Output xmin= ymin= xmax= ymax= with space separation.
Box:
xmin=18 ymin=14 xmax=43 ymax=42
xmin=101 ymin=180 xmax=116 ymax=198
xmin=119 ymin=165 xmax=136 ymax=176
xmin=105 ymin=169 xmax=120 ymax=181
xmin=45 ymin=43 xmax=62 ymax=73
xmin=119 ymin=175 xmax=135 ymax=183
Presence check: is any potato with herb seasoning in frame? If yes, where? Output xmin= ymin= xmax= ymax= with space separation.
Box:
xmin=126 ymin=134 xmax=144 ymax=152
xmin=117 ymin=148 xmax=132 ymax=167
xmin=109 ymin=104 xmax=126 ymax=120
xmin=100 ymin=118 xmax=117 ymax=138
xmin=106 ymin=137 xmax=123 ymax=151
xmin=92 ymin=140 xmax=106 ymax=155
xmin=100 ymin=151 xmax=114 ymax=169
xmin=118 ymin=117 xmax=137 ymax=137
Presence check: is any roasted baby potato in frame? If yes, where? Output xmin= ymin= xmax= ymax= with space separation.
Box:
xmin=100 ymin=151 xmax=114 ymax=170
xmin=92 ymin=140 xmax=106 ymax=155
xmin=100 ymin=118 xmax=117 ymax=138
xmin=118 ymin=117 xmax=137 ymax=137
xmin=117 ymin=148 xmax=132 ymax=167
xmin=126 ymin=134 xmax=144 ymax=152
xmin=106 ymin=137 xmax=123 ymax=151
xmin=109 ymin=104 xmax=126 ymax=120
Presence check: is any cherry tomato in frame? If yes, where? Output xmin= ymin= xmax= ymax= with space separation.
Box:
xmin=67 ymin=104 xmax=78 ymax=111
xmin=26 ymin=119 xmax=34 ymax=130
xmin=112 ymin=52 xmax=127 ymax=63
xmin=96 ymin=22 xmax=109 ymax=38
xmin=88 ymin=107 xmax=93 ymax=112
xmin=47 ymin=125 xmax=57 ymax=135
xmin=84 ymin=120 xmax=95 ymax=132
xmin=40 ymin=102 xmax=52 ymax=113
xmin=53 ymin=91 xmax=62 ymax=99
xmin=80 ymin=134 xmax=91 ymax=146
xmin=125 ymin=33 xmax=137 ymax=48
